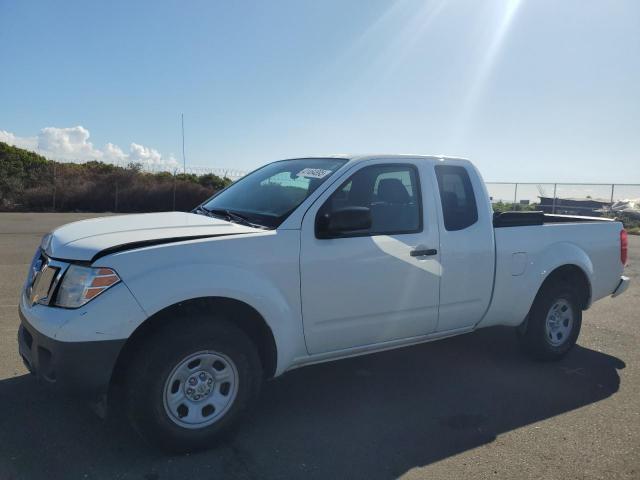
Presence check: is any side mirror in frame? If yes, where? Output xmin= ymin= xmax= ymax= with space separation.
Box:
xmin=316 ymin=206 xmax=372 ymax=238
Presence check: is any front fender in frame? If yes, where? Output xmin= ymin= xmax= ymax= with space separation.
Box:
xmin=96 ymin=231 xmax=306 ymax=375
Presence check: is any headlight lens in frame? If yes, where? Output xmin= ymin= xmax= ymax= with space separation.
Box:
xmin=55 ymin=265 xmax=120 ymax=308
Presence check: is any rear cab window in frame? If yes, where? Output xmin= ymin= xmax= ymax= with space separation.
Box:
xmin=434 ymin=165 xmax=478 ymax=231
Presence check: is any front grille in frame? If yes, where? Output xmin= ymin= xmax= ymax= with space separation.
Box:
xmin=25 ymin=250 xmax=45 ymax=289
xmin=26 ymin=252 xmax=61 ymax=306
xmin=31 ymin=265 xmax=59 ymax=305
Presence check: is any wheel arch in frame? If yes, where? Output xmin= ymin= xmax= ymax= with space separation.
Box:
xmin=109 ymin=296 xmax=278 ymax=391
xmin=536 ymin=263 xmax=592 ymax=310
xmin=476 ymin=241 xmax=595 ymax=329
xmin=517 ymin=263 xmax=587 ymax=360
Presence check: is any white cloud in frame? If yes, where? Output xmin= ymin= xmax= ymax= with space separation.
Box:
xmin=38 ymin=126 xmax=102 ymax=160
xmin=0 ymin=126 xmax=178 ymax=170
xmin=0 ymin=130 xmax=37 ymax=150
xmin=103 ymin=142 xmax=128 ymax=163
xmin=129 ymin=142 xmax=175 ymax=167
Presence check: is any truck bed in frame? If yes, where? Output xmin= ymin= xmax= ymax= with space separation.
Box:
xmin=493 ymin=211 xmax=614 ymax=228
xmin=479 ymin=215 xmax=623 ymax=330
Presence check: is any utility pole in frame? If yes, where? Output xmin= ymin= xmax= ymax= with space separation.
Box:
xmin=610 ymin=184 xmax=615 ymax=205
xmin=173 ymin=169 xmax=177 ymax=211
xmin=52 ymin=163 xmax=56 ymax=211
xmin=181 ymin=113 xmax=186 ymax=175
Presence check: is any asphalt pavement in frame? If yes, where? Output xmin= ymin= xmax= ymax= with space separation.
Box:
xmin=0 ymin=212 xmax=637 ymax=479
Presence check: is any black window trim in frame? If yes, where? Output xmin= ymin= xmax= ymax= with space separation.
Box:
xmin=315 ymin=162 xmax=424 ymax=239
xmin=434 ymin=164 xmax=479 ymax=232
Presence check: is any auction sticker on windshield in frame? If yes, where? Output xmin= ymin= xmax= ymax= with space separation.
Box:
xmin=296 ymin=168 xmax=332 ymax=179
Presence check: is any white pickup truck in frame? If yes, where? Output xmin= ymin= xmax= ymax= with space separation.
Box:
xmin=18 ymin=155 xmax=630 ymax=451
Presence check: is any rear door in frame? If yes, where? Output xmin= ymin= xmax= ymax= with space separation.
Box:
xmin=299 ymin=159 xmax=441 ymax=354
xmin=434 ymin=164 xmax=495 ymax=331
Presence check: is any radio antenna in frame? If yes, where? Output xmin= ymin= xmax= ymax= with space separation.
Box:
xmin=181 ymin=113 xmax=186 ymax=175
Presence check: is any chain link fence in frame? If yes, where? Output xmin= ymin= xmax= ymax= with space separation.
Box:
xmin=485 ymin=182 xmax=640 ymax=216
xmin=8 ymin=157 xmax=640 ymax=220
xmin=38 ymin=154 xmax=249 ymax=181
xmin=8 ymin=162 xmax=249 ymax=213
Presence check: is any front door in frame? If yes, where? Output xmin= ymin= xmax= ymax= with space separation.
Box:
xmin=300 ymin=161 xmax=441 ymax=354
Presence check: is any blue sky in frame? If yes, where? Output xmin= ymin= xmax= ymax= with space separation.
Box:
xmin=1 ymin=0 xmax=638 ymax=182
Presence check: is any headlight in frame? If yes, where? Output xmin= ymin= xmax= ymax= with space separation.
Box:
xmin=55 ymin=265 xmax=120 ymax=308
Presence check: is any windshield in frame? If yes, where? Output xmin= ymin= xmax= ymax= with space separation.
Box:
xmin=200 ymin=158 xmax=348 ymax=229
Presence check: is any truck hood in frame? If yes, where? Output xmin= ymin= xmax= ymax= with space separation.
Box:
xmin=43 ymin=212 xmax=262 ymax=262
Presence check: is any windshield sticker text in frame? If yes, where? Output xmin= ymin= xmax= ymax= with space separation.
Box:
xmin=296 ymin=168 xmax=332 ymax=179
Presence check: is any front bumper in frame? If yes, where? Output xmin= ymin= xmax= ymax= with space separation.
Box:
xmin=18 ymin=307 xmax=126 ymax=398
xmin=611 ymin=276 xmax=630 ymax=298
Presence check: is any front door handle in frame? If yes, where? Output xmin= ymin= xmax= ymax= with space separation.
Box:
xmin=410 ymin=248 xmax=438 ymax=257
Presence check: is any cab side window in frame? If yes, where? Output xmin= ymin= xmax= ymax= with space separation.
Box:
xmin=320 ymin=164 xmax=422 ymax=235
xmin=435 ymin=165 xmax=478 ymax=231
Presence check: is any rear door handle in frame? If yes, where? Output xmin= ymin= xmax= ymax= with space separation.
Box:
xmin=410 ymin=248 xmax=438 ymax=257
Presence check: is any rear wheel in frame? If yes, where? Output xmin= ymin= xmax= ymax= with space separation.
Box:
xmin=518 ymin=281 xmax=582 ymax=360
xmin=124 ymin=316 xmax=262 ymax=452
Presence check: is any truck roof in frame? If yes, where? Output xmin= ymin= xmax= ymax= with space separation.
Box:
xmin=286 ymin=154 xmax=472 ymax=166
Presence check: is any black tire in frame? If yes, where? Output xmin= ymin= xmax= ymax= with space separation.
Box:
xmin=124 ymin=315 xmax=262 ymax=452
xmin=517 ymin=280 xmax=582 ymax=361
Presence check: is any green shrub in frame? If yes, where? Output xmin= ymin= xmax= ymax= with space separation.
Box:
xmin=492 ymin=201 xmax=538 ymax=212
xmin=0 ymin=141 xmax=232 ymax=212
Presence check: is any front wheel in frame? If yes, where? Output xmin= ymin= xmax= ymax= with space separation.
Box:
xmin=517 ymin=281 xmax=582 ymax=361
xmin=124 ymin=316 xmax=262 ymax=452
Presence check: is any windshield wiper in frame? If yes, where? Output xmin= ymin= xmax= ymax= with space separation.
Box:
xmin=193 ymin=205 xmax=210 ymax=216
xmin=205 ymin=208 xmax=271 ymax=230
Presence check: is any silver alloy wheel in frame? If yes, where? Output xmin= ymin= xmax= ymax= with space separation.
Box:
xmin=163 ymin=351 xmax=239 ymax=429
xmin=545 ymin=298 xmax=574 ymax=346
